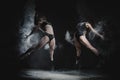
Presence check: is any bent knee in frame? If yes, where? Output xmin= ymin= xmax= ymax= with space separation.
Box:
xmin=79 ymin=35 xmax=85 ymax=40
xmin=50 ymin=45 xmax=55 ymax=50
xmin=43 ymin=36 xmax=49 ymax=41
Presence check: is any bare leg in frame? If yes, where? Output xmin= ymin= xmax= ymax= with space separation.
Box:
xmin=37 ymin=36 xmax=50 ymax=48
xmin=20 ymin=36 xmax=49 ymax=60
xmin=49 ymin=38 xmax=56 ymax=61
xmin=74 ymin=37 xmax=81 ymax=57
xmin=73 ymin=35 xmax=81 ymax=64
xmin=20 ymin=46 xmax=35 ymax=60
xmin=79 ymin=35 xmax=99 ymax=56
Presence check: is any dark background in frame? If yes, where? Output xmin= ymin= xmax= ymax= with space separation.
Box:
xmin=1 ymin=0 xmax=120 ymax=79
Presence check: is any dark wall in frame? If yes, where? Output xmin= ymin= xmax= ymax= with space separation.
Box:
xmin=2 ymin=0 xmax=120 ymax=79
xmin=1 ymin=0 xmax=27 ymax=79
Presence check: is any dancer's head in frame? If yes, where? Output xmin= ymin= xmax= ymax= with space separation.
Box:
xmin=37 ymin=16 xmax=47 ymax=24
xmin=34 ymin=12 xmax=47 ymax=25
xmin=77 ymin=16 xmax=87 ymax=23
xmin=77 ymin=16 xmax=94 ymax=25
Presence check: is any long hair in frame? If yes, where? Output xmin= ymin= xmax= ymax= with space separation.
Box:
xmin=77 ymin=16 xmax=95 ymax=26
xmin=34 ymin=12 xmax=47 ymax=25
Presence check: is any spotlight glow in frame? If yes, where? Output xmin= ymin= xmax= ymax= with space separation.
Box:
xmin=19 ymin=69 xmax=104 ymax=80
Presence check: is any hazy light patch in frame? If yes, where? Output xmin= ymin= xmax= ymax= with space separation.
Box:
xmin=19 ymin=69 xmax=103 ymax=80
xmin=44 ymin=44 xmax=50 ymax=50
xmin=65 ymin=30 xmax=73 ymax=45
xmin=88 ymin=21 xmax=105 ymax=40
xmin=18 ymin=0 xmax=35 ymax=55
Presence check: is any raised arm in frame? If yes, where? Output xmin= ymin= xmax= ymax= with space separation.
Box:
xmin=25 ymin=27 xmax=37 ymax=39
xmin=45 ymin=24 xmax=54 ymax=35
xmin=86 ymin=22 xmax=104 ymax=40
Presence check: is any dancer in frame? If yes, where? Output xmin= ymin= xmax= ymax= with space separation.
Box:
xmin=73 ymin=18 xmax=104 ymax=64
xmin=20 ymin=15 xmax=56 ymax=62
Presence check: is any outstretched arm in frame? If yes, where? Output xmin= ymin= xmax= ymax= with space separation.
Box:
xmin=25 ymin=27 xmax=36 ymax=39
xmin=86 ymin=22 xmax=104 ymax=40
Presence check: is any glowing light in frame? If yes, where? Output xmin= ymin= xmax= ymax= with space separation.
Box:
xmin=19 ymin=69 xmax=103 ymax=80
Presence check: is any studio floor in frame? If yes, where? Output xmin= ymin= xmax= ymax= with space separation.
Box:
xmin=17 ymin=68 xmax=110 ymax=80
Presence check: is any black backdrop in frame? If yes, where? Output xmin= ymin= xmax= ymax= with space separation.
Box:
xmin=1 ymin=0 xmax=120 ymax=79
